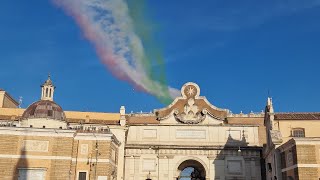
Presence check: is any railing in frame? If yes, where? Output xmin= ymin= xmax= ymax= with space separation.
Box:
xmin=0 ymin=122 xmax=16 ymax=127
xmin=72 ymin=126 xmax=111 ymax=134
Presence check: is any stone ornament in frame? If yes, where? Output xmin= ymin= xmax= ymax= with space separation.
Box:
xmin=270 ymin=130 xmax=283 ymax=144
xmin=174 ymin=83 xmax=206 ymax=124
xmin=181 ymin=83 xmax=200 ymax=99
xmin=155 ymin=82 xmax=229 ymax=124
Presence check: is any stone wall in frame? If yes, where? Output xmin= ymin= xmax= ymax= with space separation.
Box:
xmin=279 ymin=139 xmax=320 ymax=180
xmin=227 ymin=117 xmax=266 ymax=146
xmin=296 ymin=145 xmax=316 ymax=164
xmin=297 ymin=167 xmax=318 ymax=180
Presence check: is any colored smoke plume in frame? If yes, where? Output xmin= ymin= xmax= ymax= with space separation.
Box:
xmin=52 ymin=0 xmax=179 ymax=104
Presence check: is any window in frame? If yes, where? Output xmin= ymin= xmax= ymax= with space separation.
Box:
xmin=45 ymin=88 xmax=48 ymax=97
xmin=267 ymin=163 xmax=272 ymax=172
xmin=292 ymin=128 xmax=305 ymax=137
xmin=78 ymin=172 xmax=87 ymax=180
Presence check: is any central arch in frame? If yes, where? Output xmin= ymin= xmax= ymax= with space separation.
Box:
xmin=177 ymin=159 xmax=206 ymax=180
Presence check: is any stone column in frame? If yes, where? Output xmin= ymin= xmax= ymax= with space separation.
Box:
xmin=133 ymin=156 xmax=140 ymax=180
xmin=159 ymin=155 xmax=170 ymax=180
xmin=124 ymin=156 xmax=134 ymax=180
xmin=208 ymin=155 xmax=216 ymax=179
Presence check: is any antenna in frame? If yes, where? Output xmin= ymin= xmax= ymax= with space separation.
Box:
xmin=267 ymin=89 xmax=270 ymax=97
xmin=18 ymin=96 xmax=23 ymax=108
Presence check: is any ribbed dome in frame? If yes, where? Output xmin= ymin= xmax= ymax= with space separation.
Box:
xmin=22 ymin=100 xmax=66 ymax=121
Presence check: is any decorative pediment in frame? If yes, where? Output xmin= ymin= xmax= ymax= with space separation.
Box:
xmin=155 ymin=82 xmax=229 ymax=124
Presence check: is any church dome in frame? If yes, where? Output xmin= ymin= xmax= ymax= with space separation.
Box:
xmin=22 ymin=100 xmax=66 ymax=121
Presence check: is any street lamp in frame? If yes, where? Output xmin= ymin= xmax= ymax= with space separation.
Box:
xmin=146 ymin=171 xmax=151 ymax=180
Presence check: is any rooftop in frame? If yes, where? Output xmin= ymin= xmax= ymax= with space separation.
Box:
xmin=275 ymin=112 xmax=320 ymax=120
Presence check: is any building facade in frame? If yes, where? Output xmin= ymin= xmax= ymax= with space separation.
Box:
xmin=0 ymin=77 xmax=120 ymax=180
xmin=0 ymin=77 xmax=319 ymax=180
xmin=264 ymin=100 xmax=320 ymax=180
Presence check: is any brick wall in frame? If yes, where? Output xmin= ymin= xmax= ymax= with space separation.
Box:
xmin=281 ymin=142 xmax=320 ymax=180
xmin=89 ymin=141 xmax=114 ymax=179
xmin=297 ymin=167 xmax=318 ymax=180
xmin=296 ymin=145 xmax=317 ymax=164
xmin=49 ymin=160 xmax=72 ymax=180
xmin=0 ymin=135 xmax=19 ymax=179
xmin=51 ymin=137 xmax=74 ymax=156
xmin=0 ymin=131 xmax=118 ymax=180
xmin=0 ymin=135 xmax=19 ymax=154
xmin=0 ymin=158 xmax=16 ymax=179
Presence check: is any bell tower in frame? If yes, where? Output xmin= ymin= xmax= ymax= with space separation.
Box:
xmin=41 ymin=74 xmax=55 ymax=101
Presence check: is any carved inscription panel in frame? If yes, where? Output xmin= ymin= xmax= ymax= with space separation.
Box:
xmin=22 ymin=140 xmax=49 ymax=152
xmin=227 ymin=160 xmax=242 ymax=175
xmin=143 ymin=129 xmax=157 ymax=138
xmin=18 ymin=169 xmax=46 ymax=180
xmin=176 ymin=130 xmax=206 ymax=139
xmin=97 ymin=176 xmax=108 ymax=180
xmin=143 ymin=159 xmax=156 ymax=171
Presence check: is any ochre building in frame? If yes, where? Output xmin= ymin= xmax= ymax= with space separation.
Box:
xmin=0 ymin=76 xmax=319 ymax=180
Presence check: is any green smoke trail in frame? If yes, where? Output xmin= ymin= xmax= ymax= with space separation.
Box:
xmin=127 ymin=0 xmax=172 ymax=105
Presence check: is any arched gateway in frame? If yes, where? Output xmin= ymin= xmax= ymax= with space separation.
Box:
xmin=124 ymin=82 xmax=262 ymax=180
xmin=177 ymin=159 xmax=206 ymax=180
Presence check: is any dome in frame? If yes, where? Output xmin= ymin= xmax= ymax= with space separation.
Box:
xmin=22 ymin=100 xmax=66 ymax=121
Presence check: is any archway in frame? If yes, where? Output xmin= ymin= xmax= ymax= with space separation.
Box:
xmin=177 ymin=160 xmax=206 ymax=180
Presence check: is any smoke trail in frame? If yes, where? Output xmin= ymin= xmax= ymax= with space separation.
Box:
xmin=52 ymin=0 xmax=180 ymax=104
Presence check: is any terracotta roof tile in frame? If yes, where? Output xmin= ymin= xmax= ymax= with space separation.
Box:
xmin=89 ymin=119 xmax=119 ymax=125
xmin=22 ymin=100 xmax=66 ymax=121
xmin=0 ymin=115 xmax=19 ymax=120
xmin=127 ymin=115 xmax=159 ymax=124
xmin=275 ymin=113 xmax=320 ymax=120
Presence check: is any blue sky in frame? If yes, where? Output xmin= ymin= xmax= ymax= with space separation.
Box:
xmin=1 ymin=0 xmax=320 ymax=113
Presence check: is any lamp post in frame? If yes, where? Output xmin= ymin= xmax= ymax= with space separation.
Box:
xmin=146 ymin=171 xmax=151 ymax=180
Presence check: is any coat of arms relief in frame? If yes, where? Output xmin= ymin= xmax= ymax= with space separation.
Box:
xmin=174 ymin=84 xmax=207 ymax=124
xmin=155 ymin=82 xmax=228 ymax=124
